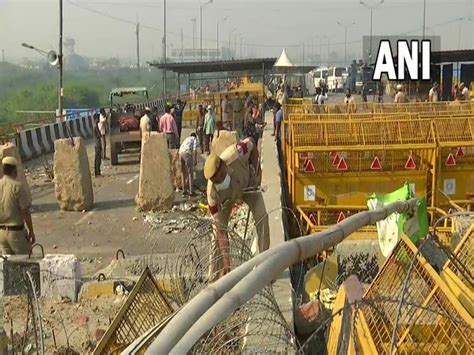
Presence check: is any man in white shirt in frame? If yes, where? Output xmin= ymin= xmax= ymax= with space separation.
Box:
xmin=394 ymin=84 xmax=409 ymax=103
xmin=140 ymin=107 xmax=151 ymax=139
xmin=428 ymin=82 xmax=439 ymax=102
xmin=179 ymin=133 xmax=200 ymax=196
xmin=344 ymin=89 xmax=357 ymax=113
xmin=460 ymin=82 xmax=470 ymax=101
xmin=98 ymin=108 xmax=108 ymax=159
xmin=314 ymin=87 xmax=328 ymax=105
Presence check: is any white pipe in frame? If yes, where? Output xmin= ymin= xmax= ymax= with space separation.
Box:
xmin=146 ymin=199 xmax=419 ymax=354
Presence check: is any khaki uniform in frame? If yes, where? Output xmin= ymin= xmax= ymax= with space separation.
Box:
xmin=394 ymin=91 xmax=408 ymax=103
xmin=232 ymin=98 xmax=244 ymax=136
xmin=0 ymin=176 xmax=31 ymax=254
xmin=207 ymin=138 xmax=269 ymax=278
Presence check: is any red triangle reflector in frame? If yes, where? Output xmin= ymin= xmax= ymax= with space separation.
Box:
xmin=337 ymin=211 xmax=346 ymax=223
xmin=370 ymin=156 xmax=382 ymax=170
xmin=337 ymin=157 xmax=348 ymax=171
xmin=332 ymin=154 xmax=340 ymax=166
xmin=299 ymin=152 xmax=308 ymax=159
xmin=445 ymin=153 xmax=456 ymax=167
xmin=405 ymin=156 xmax=416 ymax=170
xmin=309 ymin=212 xmax=317 ymax=225
xmin=305 ymin=159 xmax=316 ymax=173
xmin=455 ymin=147 xmax=465 ymax=157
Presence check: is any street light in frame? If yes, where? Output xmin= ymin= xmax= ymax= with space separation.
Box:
xmin=360 ymin=0 xmax=384 ymax=61
xmin=163 ymin=0 xmax=167 ymax=95
xmin=422 ymin=0 xmax=427 ymax=39
xmin=191 ymin=18 xmax=197 ymax=60
xmin=217 ymin=16 xmax=228 ymax=55
xmin=200 ymin=0 xmax=213 ymax=63
xmin=336 ymin=21 xmax=356 ymax=67
xmin=228 ymin=28 xmax=237 ymax=59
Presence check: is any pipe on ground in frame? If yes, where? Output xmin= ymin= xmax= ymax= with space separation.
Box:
xmin=146 ymin=199 xmax=419 ymax=354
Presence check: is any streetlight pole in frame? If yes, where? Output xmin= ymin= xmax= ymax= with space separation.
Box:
xmin=59 ymin=0 xmax=64 ymax=122
xmin=228 ymin=28 xmax=236 ymax=59
xmin=422 ymin=0 xmax=426 ymax=39
xmin=337 ymin=21 xmax=356 ymax=67
xmin=217 ymin=17 xmax=227 ymax=57
xmin=163 ymin=0 xmax=167 ymax=95
xmin=200 ymin=0 xmax=212 ymax=82
xmin=191 ymin=18 xmax=196 ymax=60
xmin=360 ymin=0 xmax=384 ymax=61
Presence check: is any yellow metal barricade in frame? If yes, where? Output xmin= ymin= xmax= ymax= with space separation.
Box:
xmin=94 ymin=267 xmax=174 ymax=355
xmin=354 ymin=235 xmax=474 ymax=354
xmin=287 ymin=119 xmax=437 ymax=209
xmin=432 ymin=117 xmax=474 ymax=209
xmin=440 ymin=225 xmax=473 ymax=316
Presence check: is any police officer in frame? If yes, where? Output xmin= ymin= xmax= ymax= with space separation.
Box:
xmin=0 ymin=157 xmax=35 ymax=255
xmin=204 ymin=137 xmax=270 ymax=280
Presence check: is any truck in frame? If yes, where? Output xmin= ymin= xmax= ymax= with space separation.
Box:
xmin=108 ymin=87 xmax=149 ymax=165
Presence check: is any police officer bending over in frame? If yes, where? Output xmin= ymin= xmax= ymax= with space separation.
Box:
xmin=0 ymin=157 xmax=35 ymax=255
xmin=204 ymin=137 xmax=270 ymax=280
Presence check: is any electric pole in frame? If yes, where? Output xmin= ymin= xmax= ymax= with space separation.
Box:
xmin=181 ymin=27 xmax=184 ymax=59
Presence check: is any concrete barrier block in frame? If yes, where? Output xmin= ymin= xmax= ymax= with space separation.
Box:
xmin=53 ymin=137 xmax=93 ymax=211
xmin=78 ymin=280 xmax=135 ymax=301
xmin=211 ymin=131 xmax=238 ymax=156
xmin=169 ymin=149 xmax=183 ymax=190
xmin=0 ymin=143 xmax=31 ymax=204
xmin=39 ymin=254 xmax=81 ymax=302
xmin=136 ymin=134 xmax=174 ymax=211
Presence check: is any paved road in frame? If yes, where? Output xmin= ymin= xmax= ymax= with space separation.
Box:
xmin=25 ymin=126 xmax=202 ymax=274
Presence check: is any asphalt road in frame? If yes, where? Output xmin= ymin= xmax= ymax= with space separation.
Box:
xmin=25 ymin=126 xmax=204 ymax=274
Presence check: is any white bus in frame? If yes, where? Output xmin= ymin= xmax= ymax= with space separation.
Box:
xmin=327 ymin=66 xmax=347 ymax=92
xmin=313 ymin=67 xmax=329 ymax=90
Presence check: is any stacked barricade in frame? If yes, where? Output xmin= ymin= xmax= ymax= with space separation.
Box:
xmin=283 ymin=119 xmax=438 ymax=239
xmin=326 ymin=232 xmax=473 ymax=354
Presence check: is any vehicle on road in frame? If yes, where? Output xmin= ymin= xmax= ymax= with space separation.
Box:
xmin=109 ymin=87 xmax=149 ymax=165
xmin=355 ymin=65 xmax=375 ymax=94
xmin=327 ymin=66 xmax=347 ymax=92
xmin=313 ymin=67 xmax=329 ymax=91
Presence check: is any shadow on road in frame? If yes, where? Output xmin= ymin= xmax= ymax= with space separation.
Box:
xmin=94 ymin=198 xmax=136 ymax=211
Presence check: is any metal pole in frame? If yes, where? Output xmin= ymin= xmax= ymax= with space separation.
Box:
xmin=369 ymin=8 xmax=373 ymax=59
xmin=136 ymin=17 xmax=140 ymax=78
xmin=302 ymin=43 xmax=305 ymax=64
xmin=58 ymin=0 xmax=64 ymax=123
xmin=422 ymin=0 xmax=426 ymax=39
xmin=163 ymin=0 xmax=167 ymax=95
xmin=319 ymin=37 xmax=322 ymax=66
xmin=344 ymin=26 xmax=347 ymax=67
xmin=240 ymin=36 xmax=242 ymax=59
xmin=200 ymin=5 xmax=203 ymax=82
xmin=192 ymin=18 xmax=196 ymax=60
xmin=328 ymin=37 xmax=331 ymax=67
xmin=228 ymin=32 xmax=231 ymax=59
xmin=216 ymin=22 xmax=219 ymax=53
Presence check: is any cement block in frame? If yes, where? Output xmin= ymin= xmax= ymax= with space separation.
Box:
xmin=53 ymin=137 xmax=93 ymax=211
xmin=79 ymin=280 xmax=135 ymax=301
xmin=39 ymin=254 xmax=81 ymax=302
xmin=136 ymin=134 xmax=174 ymax=211
xmin=0 ymin=143 xmax=31 ymax=205
xmin=211 ymin=131 xmax=238 ymax=156
xmin=169 ymin=149 xmax=183 ymax=190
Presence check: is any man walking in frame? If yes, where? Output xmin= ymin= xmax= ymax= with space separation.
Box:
xmin=174 ymin=99 xmax=187 ymax=141
xmin=179 ymin=133 xmax=199 ymax=196
xmin=233 ymin=93 xmax=244 ymax=137
xmin=429 ymin=82 xmax=439 ymax=102
xmin=221 ymin=95 xmax=231 ymax=130
xmin=98 ymin=108 xmax=108 ymax=159
xmin=160 ymin=105 xmax=179 ymax=149
xmin=0 ymin=157 xmax=35 ymax=255
xmin=93 ymin=114 xmax=102 ymax=177
xmin=140 ymin=108 xmax=151 ymax=139
xmin=203 ymin=105 xmax=216 ymax=154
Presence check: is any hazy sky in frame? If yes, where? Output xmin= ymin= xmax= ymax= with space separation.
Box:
xmin=1 ymin=0 xmax=473 ymax=64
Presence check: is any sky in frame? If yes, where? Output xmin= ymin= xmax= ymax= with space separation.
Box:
xmin=1 ymin=0 xmax=473 ymax=65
